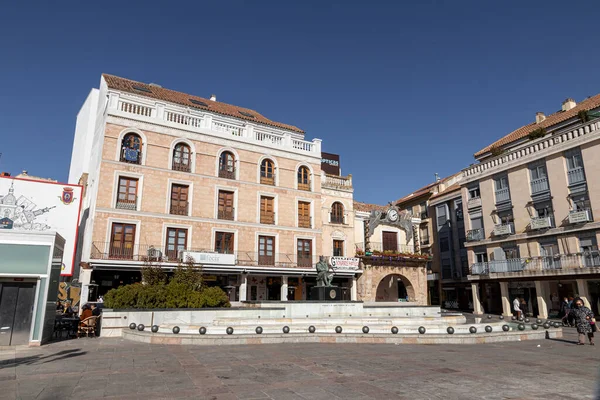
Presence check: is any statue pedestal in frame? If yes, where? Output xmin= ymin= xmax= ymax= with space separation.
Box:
xmin=311 ymin=286 xmax=341 ymax=301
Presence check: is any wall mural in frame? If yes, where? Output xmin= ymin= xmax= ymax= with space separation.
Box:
xmin=0 ymin=178 xmax=83 ymax=276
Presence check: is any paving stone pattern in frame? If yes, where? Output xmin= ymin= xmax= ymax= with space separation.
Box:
xmin=0 ymin=329 xmax=597 ymax=400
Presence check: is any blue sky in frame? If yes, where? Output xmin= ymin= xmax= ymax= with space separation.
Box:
xmin=1 ymin=1 xmax=599 ymax=204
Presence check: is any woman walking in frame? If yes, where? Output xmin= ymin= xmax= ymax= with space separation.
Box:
xmin=568 ymin=297 xmax=595 ymax=345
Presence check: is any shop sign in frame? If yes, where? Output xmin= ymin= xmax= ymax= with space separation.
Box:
xmin=331 ymin=257 xmax=360 ymax=270
xmin=182 ymin=251 xmax=235 ymax=265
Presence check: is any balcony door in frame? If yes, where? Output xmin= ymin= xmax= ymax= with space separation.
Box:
xmin=298 ymin=201 xmax=311 ymax=228
xmin=109 ymin=223 xmax=136 ymax=259
xmin=117 ymin=177 xmax=138 ymax=210
xmin=260 ymin=196 xmax=275 ymax=224
xmin=258 ymin=236 xmax=275 ymax=266
xmin=540 ymin=242 xmax=559 ymax=270
xmin=382 ymin=231 xmax=398 ymax=252
xmin=215 ymin=232 xmax=234 ymax=254
xmin=218 ymin=190 xmax=234 ymax=220
xmin=170 ymin=184 xmax=189 ymax=215
xmin=580 ymin=236 xmax=599 ymax=267
xmin=297 ymin=239 xmax=312 ymax=267
xmin=166 ymin=228 xmax=187 ymax=261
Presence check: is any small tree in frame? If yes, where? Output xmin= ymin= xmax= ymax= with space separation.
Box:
xmin=141 ymin=260 xmax=167 ymax=286
xmin=171 ymin=256 xmax=203 ymax=291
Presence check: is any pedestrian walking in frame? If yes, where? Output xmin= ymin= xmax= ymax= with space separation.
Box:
xmin=513 ymin=297 xmax=521 ymax=319
xmin=568 ymin=297 xmax=595 ymax=345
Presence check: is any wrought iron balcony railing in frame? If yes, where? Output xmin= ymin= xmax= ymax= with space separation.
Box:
xmin=470 ymin=253 xmax=600 ymax=275
xmin=466 ymin=228 xmax=484 ymax=242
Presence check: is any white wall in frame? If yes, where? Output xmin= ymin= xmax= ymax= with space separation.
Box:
xmin=68 ymin=89 xmax=99 ymax=184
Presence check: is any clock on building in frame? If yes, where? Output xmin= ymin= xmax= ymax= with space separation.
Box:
xmin=387 ymin=209 xmax=399 ymax=222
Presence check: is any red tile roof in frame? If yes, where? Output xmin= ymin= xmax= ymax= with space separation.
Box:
xmin=394 ymin=181 xmax=438 ymax=205
xmin=475 ymin=94 xmax=600 ymax=157
xmin=354 ymin=201 xmax=387 ymax=212
xmin=429 ymin=183 xmax=461 ymax=200
xmin=103 ymin=74 xmax=304 ymax=134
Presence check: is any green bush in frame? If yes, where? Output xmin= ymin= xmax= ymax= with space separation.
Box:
xmin=104 ymin=280 xmax=230 ymax=310
xmin=199 ymin=286 xmax=231 ymax=308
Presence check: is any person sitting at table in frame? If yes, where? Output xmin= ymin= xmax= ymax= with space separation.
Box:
xmin=91 ymin=303 xmax=101 ymax=317
xmin=80 ymin=304 xmax=93 ymax=321
xmin=63 ymin=301 xmax=75 ymax=317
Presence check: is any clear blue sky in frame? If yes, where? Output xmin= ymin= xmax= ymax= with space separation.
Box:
xmin=2 ymin=1 xmax=599 ymax=204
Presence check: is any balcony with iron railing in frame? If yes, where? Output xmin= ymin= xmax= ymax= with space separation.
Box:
xmin=298 ymin=215 xmax=312 ymax=229
xmin=172 ymin=161 xmax=191 ymax=173
xmin=569 ymin=209 xmax=592 ymax=224
xmin=355 ymin=242 xmax=416 ymax=254
xmin=111 ymin=96 xmax=322 ymax=157
xmin=567 ymin=167 xmax=586 ymax=186
xmin=466 ymin=228 xmax=485 ymax=242
xmin=115 ymin=197 xmax=137 ymax=211
xmin=530 ymin=177 xmax=549 ymax=194
xmin=90 ymin=242 xmax=328 ymax=268
xmin=493 ymin=223 xmax=514 ymax=236
xmin=530 ymin=216 xmax=553 ymax=230
xmin=470 ymin=252 xmax=600 ymax=275
xmin=218 ymin=208 xmax=235 ymax=221
xmin=494 ymin=187 xmax=510 ymax=204
xmin=467 ymin=197 xmax=482 ymax=209
xmin=170 ymin=202 xmax=189 ymax=216
xmin=218 ymin=167 xmax=236 ymax=180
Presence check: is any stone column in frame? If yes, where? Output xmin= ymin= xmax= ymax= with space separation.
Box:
xmin=239 ymin=274 xmax=248 ymax=302
xmin=499 ymin=281 xmax=511 ymax=317
xmin=534 ymin=280 xmax=549 ymax=319
xmin=471 ymin=283 xmax=482 ymax=315
xmin=351 ymin=276 xmax=358 ymax=301
xmin=576 ymin=279 xmax=591 ymax=308
xmin=280 ymin=276 xmax=288 ymax=301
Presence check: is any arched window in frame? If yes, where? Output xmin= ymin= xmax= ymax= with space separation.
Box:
xmin=172 ymin=143 xmax=191 ymax=172
xmin=331 ymin=202 xmax=345 ymax=224
xmin=297 ymin=166 xmax=311 ymax=191
xmin=260 ymin=159 xmax=275 ymax=185
xmin=120 ymin=133 xmax=142 ymax=164
xmin=219 ymin=151 xmax=236 ymax=179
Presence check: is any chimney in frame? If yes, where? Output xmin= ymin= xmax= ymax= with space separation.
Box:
xmin=535 ymin=112 xmax=546 ymax=124
xmin=210 ymin=94 xmax=217 ymax=102
xmin=21 ymin=170 xmax=28 ymax=176
xmin=562 ymin=98 xmax=576 ymax=112
xmin=0 ymin=172 xmax=10 ymax=177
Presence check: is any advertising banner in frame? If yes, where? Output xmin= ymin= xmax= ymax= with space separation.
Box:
xmin=0 ymin=177 xmax=83 ymax=276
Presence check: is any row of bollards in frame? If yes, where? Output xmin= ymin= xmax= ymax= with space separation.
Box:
xmin=128 ymin=321 xmax=561 ymax=335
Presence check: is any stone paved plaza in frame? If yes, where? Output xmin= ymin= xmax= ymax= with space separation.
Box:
xmin=0 ymin=329 xmax=598 ymax=400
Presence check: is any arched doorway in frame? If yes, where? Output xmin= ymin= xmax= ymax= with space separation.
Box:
xmin=375 ymin=274 xmax=415 ymax=302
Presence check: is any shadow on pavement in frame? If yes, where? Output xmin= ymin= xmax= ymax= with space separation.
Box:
xmin=0 ymin=348 xmax=86 ymax=368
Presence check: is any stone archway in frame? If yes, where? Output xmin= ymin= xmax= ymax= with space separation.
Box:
xmin=375 ymin=274 xmax=415 ymax=302
xmin=357 ymin=263 xmax=427 ymax=304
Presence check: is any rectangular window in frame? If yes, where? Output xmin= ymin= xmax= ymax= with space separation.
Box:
xmin=469 ymin=187 xmax=480 ymax=199
xmin=170 ymin=184 xmax=189 ymax=215
xmin=475 ymin=252 xmax=488 ymax=263
xmin=165 ymin=227 xmax=187 ymax=261
xmin=217 ymin=190 xmax=234 ymax=220
xmin=298 ymin=201 xmax=311 ymax=228
xmin=436 ymin=205 xmax=447 ymax=228
xmin=441 ymin=259 xmax=452 ymax=280
xmin=565 ymin=148 xmax=586 ymax=186
xmin=494 ymin=175 xmax=510 ymax=203
xmin=454 ymin=200 xmax=463 ymax=221
xmin=440 ymin=237 xmax=450 ymax=252
xmin=109 ymin=223 xmax=136 ymax=259
xmin=419 ymin=227 xmax=430 ymax=245
xmin=258 ymin=236 xmax=275 ymax=265
xmin=382 ymin=231 xmax=398 ymax=252
xmin=495 ymin=176 xmax=509 ymax=190
xmin=503 ymin=247 xmax=519 ymax=259
xmin=116 ymin=177 xmax=138 ymax=210
xmin=333 ymin=240 xmax=344 ymax=257
xmin=420 ymin=202 xmax=428 ymax=219
xmin=215 ymin=232 xmax=234 ymax=254
xmin=497 ymin=211 xmax=514 ymax=225
xmin=260 ymin=196 xmax=275 ymax=224
xmin=297 ymin=239 xmax=312 ymax=267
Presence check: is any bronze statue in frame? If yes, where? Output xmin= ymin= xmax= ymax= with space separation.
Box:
xmin=315 ymin=256 xmax=334 ymax=287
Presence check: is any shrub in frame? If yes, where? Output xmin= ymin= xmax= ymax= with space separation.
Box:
xmin=141 ymin=261 xmax=167 ymax=286
xmin=527 ymin=127 xmax=546 ymax=140
xmin=171 ymin=257 xmax=203 ymax=291
xmin=103 ymin=280 xmax=230 ymax=310
xmin=199 ymin=286 xmax=231 ymax=308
